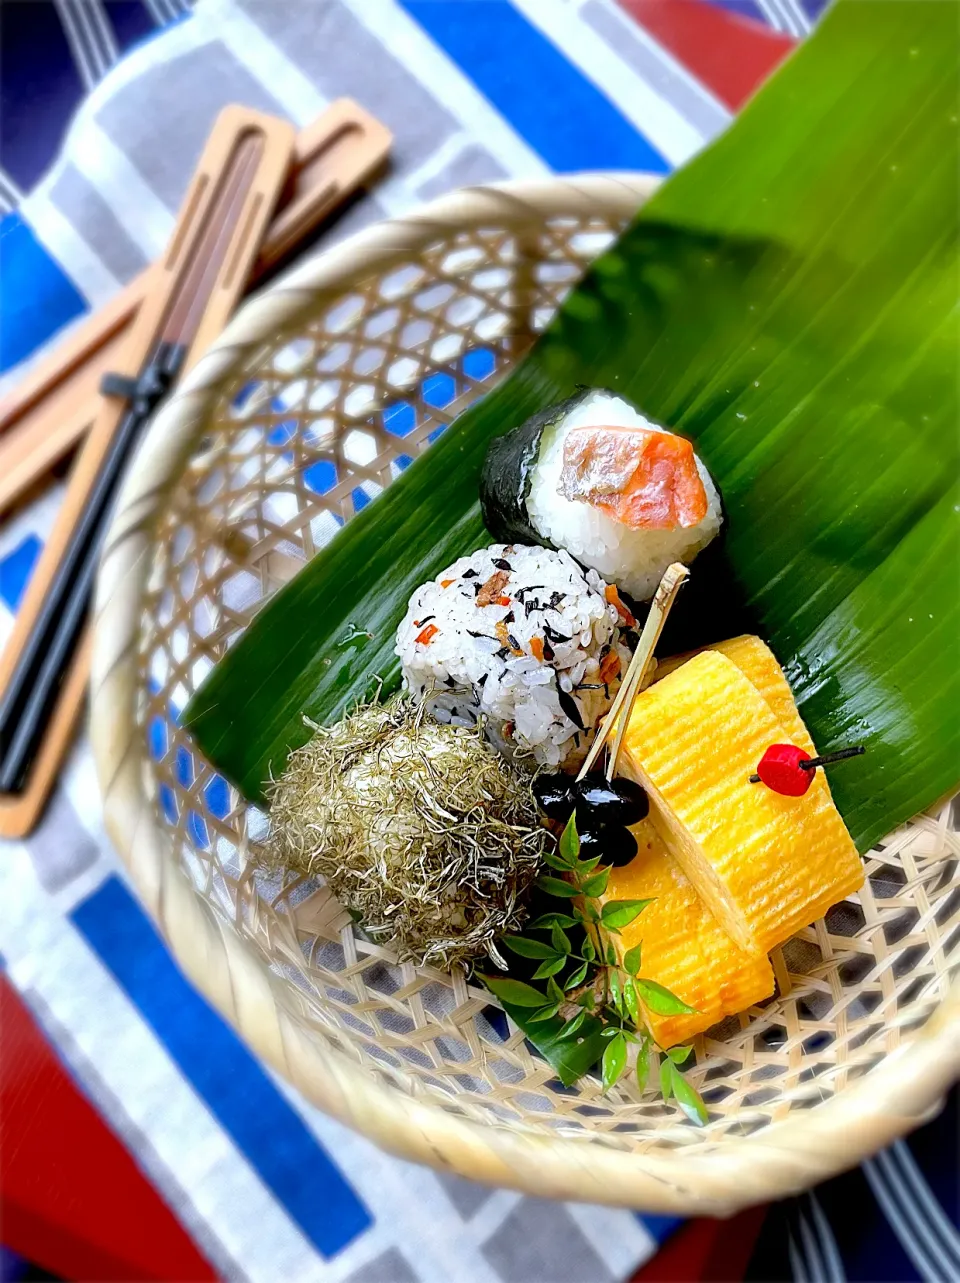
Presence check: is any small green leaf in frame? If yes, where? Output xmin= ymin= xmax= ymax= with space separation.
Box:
xmin=543 ymin=848 xmax=577 ymax=873
xmin=659 ymin=1057 xmax=674 ymax=1101
xmin=559 ymin=813 xmax=580 ymax=863
xmin=623 ymin=944 xmax=642 ymax=975
xmin=581 ymin=868 xmax=610 ymax=898
xmin=605 ymin=942 xmax=617 ymax=966
xmin=667 ymin=1045 xmax=693 ymax=1064
xmin=579 ymin=991 xmax=595 ymax=1010
xmin=582 ymin=939 xmax=596 ymax=962
xmin=537 ymin=875 xmax=579 ymax=899
xmin=609 ymin=969 xmax=622 ymax=1013
xmin=558 ymin=1010 xmax=589 ymax=1039
xmin=601 ymin=1033 xmax=628 ymax=1091
xmin=547 ymin=975 xmax=565 ymax=1003
xmin=623 ymin=978 xmax=640 ymax=1025
xmin=501 ymin=934 xmax=557 ymax=959
xmin=636 ymin=1049 xmax=651 ymax=1094
xmin=480 ymin=975 xmax=547 ymax=1007
xmin=669 ymin=1066 xmax=709 ymax=1126
xmin=529 ymin=1003 xmax=562 ymax=1022
xmin=586 ymin=904 xmax=601 ymax=924
xmin=551 ymin=924 xmax=572 ymax=954
xmin=533 ymin=956 xmax=567 ymax=979
xmin=635 ymin=979 xmax=695 ymax=1016
xmin=600 ymin=1026 xmax=620 ymax=1038
xmin=575 ymin=855 xmax=602 ymax=873
xmin=527 ymin=912 xmax=578 ymax=930
xmin=565 ymin=961 xmax=589 ymax=990
xmin=601 ymin=899 xmax=655 ymax=930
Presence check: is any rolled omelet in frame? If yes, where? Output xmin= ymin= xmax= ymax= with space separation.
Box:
xmin=620 ymin=648 xmax=863 ymax=956
xmin=606 ymin=821 xmax=774 ymax=1047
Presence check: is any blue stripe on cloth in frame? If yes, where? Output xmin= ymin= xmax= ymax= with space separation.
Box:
xmin=401 ymin=0 xmax=669 ymax=174
xmin=0 ymin=213 xmax=87 ymax=372
xmin=0 ymin=533 xmax=43 ymax=611
xmin=637 ymin=1213 xmax=684 ymax=1244
xmin=0 ymin=0 xmax=86 ymax=190
xmin=71 ymin=876 xmax=373 ymax=1258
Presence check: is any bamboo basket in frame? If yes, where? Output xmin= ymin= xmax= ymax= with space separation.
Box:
xmin=91 ymin=175 xmax=960 ymax=1215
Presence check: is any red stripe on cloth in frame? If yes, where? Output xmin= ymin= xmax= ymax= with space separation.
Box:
xmin=0 ymin=977 xmax=217 ymax=1282
xmin=630 ymin=1205 xmax=767 ymax=1281
xmin=617 ymin=0 xmax=795 ymax=111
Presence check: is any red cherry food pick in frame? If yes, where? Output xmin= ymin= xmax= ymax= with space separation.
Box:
xmin=749 ymin=744 xmax=865 ymax=797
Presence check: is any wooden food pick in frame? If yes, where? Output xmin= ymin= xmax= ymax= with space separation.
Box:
xmin=0 ymin=105 xmax=296 ymax=838
xmin=0 ymin=98 xmax=392 ymax=516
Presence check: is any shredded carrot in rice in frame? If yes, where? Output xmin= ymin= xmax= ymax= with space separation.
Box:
xmin=604 ymin=583 xmax=636 ymax=626
xmin=440 ymin=578 xmax=455 ymax=588
xmin=530 ymin=636 xmax=545 ymax=662
xmin=599 ymin=649 xmax=621 ymax=684
xmin=415 ymin=623 xmax=439 ymax=645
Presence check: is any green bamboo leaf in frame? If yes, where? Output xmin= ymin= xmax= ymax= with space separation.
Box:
xmin=533 ymin=957 xmax=567 ymax=979
xmin=551 ymin=924 xmax=572 ymax=954
xmin=580 ymin=868 xmax=610 ymax=899
xmin=669 ymin=1066 xmax=709 ymax=1126
xmin=659 ymin=1057 xmax=674 ymax=1102
xmin=559 ymin=813 xmax=580 ymax=864
xmin=501 ymin=935 xmax=557 ymax=960
xmin=184 ymin=2 xmax=960 ymax=851
xmin=601 ymin=900 xmax=654 ymax=931
xmin=601 ymin=1033 xmax=628 ymax=1092
xmin=536 ymin=876 xmax=578 ymax=899
xmin=623 ymin=944 xmax=642 ymax=976
xmin=565 ymin=961 xmax=589 ymax=990
xmin=667 ymin=1045 xmax=693 ymax=1064
xmin=529 ymin=1003 xmax=562 ymax=1023
xmin=527 ymin=913 xmax=578 ymax=930
xmin=479 ymin=975 xmax=547 ymax=1007
xmin=635 ymin=980 xmax=695 ymax=1017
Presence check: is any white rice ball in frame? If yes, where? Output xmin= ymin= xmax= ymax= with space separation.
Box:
xmin=396 ymin=544 xmax=632 ymax=769
xmin=526 ymin=391 xmax=722 ymax=602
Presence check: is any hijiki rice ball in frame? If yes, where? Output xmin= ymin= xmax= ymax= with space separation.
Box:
xmin=396 ymin=544 xmax=633 ymax=769
xmin=481 ymin=388 xmax=723 ymax=602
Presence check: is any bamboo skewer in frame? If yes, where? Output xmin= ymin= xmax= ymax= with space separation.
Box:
xmin=575 ymin=562 xmax=689 ymax=785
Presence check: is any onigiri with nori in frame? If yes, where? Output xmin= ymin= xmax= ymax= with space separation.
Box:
xmin=481 ymin=389 xmax=722 ymax=602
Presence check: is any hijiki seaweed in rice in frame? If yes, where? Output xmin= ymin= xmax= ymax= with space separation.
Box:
xmin=265 ymin=698 xmax=549 ymax=969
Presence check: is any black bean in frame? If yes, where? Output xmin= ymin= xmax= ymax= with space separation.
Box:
xmin=544 ymin=624 xmax=571 ymax=644
xmin=532 ymin=773 xmax=575 ymax=821
xmin=503 ymin=610 xmax=515 ymax=624
xmin=591 ymin=825 xmax=639 ymax=868
xmin=575 ymin=773 xmax=649 ymax=827
xmin=493 ymin=558 xmax=512 ymax=571
xmin=507 ymin=633 xmax=521 ymax=650
xmin=542 ymin=637 xmax=555 ymax=662
xmin=463 ymin=568 xmax=478 ymax=578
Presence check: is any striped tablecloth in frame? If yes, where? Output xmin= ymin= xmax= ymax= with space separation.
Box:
xmin=1 ymin=3 xmax=956 ymax=1281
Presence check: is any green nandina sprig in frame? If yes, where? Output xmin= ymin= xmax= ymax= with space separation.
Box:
xmin=484 ymin=814 xmax=709 ymax=1125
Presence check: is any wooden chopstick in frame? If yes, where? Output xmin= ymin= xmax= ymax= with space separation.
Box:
xmin=0 ymin=99 xmax=392 ymax=515
xmin=0 ymin=106 xmax=296 ymax=836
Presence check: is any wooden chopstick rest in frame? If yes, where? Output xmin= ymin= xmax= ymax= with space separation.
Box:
xmin=0 ymin=106 xmax=296 ymax=839
xmin=0 ymin=99 xmax=392 ymax=516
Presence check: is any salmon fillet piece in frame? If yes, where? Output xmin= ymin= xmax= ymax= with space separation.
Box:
xmin=559 ymin=424 xmax=708 ymax=530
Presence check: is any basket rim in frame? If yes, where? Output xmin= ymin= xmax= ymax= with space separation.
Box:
xmin=90 ymin=173 xmax=960 ymax=1214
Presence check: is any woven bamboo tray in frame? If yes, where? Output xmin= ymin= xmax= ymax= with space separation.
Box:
xmin=91 ymin=175 xmax=960 ymax=1215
